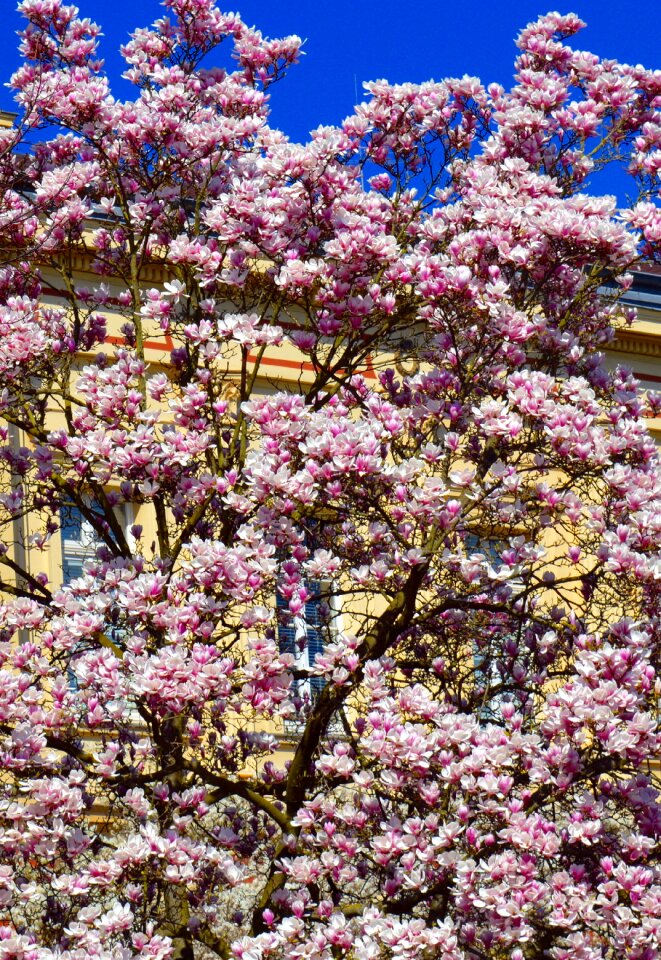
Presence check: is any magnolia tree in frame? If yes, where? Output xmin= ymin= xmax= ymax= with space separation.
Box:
xmin=0 ymin=2 xmax=661 ymax=959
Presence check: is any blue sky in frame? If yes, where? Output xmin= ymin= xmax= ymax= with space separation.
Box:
xmin=2 ymin=1 xmax=661 ymax=141
xmin=1 ymin=0 xmax=660 ymax=198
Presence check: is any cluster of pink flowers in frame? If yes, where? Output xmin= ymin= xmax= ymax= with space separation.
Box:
xmin=0 ymin=2 xmax=659 ymax=958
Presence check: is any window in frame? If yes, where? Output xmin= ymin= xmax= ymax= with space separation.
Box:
xmin=60 ymin=502 xmax=104 ymax=584
xmin=60 ymin=500 xmax=130 ymax=692
xmin=277 ymin=579 xmax=328 ymax=710
xmin=473 ymin=641 xmax=503 ymax=722
xmin=466 ymin=534 xmax=508 ymax=721
xmin=60 ymin=500 xmax=132 ymax=584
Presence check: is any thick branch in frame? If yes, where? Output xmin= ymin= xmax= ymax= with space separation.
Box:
xmin=188 ymin=759 xmax=292 ymax=832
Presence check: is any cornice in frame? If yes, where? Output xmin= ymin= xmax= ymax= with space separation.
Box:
xmin=54 ymin=251 xmax=168 ymax=284
xmin=610 ymin=330 xmax=661 ymax=359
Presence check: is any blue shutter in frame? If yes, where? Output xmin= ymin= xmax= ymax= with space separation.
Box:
xmin=276 ymin=589 xmax=297 ymax=654
xmin=304 ymin=582 xmax=326 ymax=697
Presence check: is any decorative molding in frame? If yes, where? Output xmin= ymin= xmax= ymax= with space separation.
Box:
xmin=610 ymin=330 xmax=661 ymax=359
xmin=36 ymin=248 xmax=169 ymax=285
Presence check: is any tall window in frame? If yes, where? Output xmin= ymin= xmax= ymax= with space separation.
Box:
xmin=277 ymin=579 xmax=328 ymax=708
xmin=466 ymin=534 xmax=507 ymax=721
xmin=60 ymin=503 xmax=104 ymax=584
xmin=60 ymin=504 xmax=102 ymax=690
xmin=60 ymin=501 xmax=129 ymax=692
